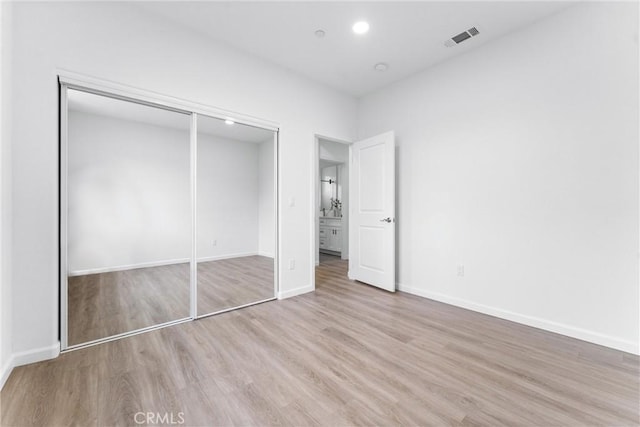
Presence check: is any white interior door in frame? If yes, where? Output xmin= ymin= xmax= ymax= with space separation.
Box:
xmin=349 ymin=131 xmax=395 ymax=292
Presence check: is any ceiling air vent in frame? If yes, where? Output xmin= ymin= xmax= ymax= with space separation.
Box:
xmin=444 ymin=27 xmax=480 ymax=47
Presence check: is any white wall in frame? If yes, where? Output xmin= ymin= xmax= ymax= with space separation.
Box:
xmin=258 ymin=138 xmax=275 ymax=258
xmin=9 ymin=2 xmax=356 ymax=360
xmin=358 ymin=3 xmax=639 ymax=353
xmin=0 ymin=0 xmax=14 ymax=389
xmin=197 ymin=133 xmax=261 ymax=260
xmin=68 ymin=111 xmax=191 ymax=273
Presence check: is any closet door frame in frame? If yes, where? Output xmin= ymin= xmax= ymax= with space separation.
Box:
xmin=59 ymin=71 xmax=280 ymax=351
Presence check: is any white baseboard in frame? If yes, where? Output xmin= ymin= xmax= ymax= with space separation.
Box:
xmin=198 ymin=252 xmax=258 ymax=263
xmin=69 ymin=258 xmax=190 ymax=276
xmin=1 ymin=342 xmax=60 ymax=390
xmin=278 ymin=284 xmax=314 ymax=300
xmin=258 ymin=251 xmax=274 ymax=259
xmin=13 ymin=342 xmax=60 ymax=367
xmin=0 ymin=355 xmax=14 ymax=391
xmin=397 ymin=284 xmax=639 ymax=355
xmin=69 ymin=252 xmax=265 ymax=276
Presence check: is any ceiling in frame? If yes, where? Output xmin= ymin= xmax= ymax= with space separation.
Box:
xmin=68 ymin=89 xmax=275 ymax=143
xmin=136 ymin=2 xmax=573 ymax=97
xmin=320 ymin=159 xmax=342 ymax=169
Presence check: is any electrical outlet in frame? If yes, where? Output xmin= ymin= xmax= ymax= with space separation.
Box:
xmin=457 ymin=265 xmax=465 ymax=277
xmin=289 ymin=259 xmax=296 ymax=270
xmin=212 ymin=240 xmax=217 ymax=247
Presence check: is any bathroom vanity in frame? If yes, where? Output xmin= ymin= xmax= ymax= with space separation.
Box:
xmin=319 ymin=217 xmax=342 ymax=254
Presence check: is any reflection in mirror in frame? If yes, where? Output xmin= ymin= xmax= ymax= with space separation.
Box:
xmin=66 ymin=89 xmax=191 ymax=346
xmin=320 ymin=163 xmax=343 ymax=217
xmin=197 ymin=115 xmax=276 ymax=316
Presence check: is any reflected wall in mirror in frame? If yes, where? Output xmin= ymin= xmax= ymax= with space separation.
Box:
xmin=196 ymin=115 xmax=276 ymax=316
xmin=66 ymin=89 xmax=191 ymax=346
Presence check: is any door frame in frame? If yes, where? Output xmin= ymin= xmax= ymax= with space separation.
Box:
xmin=310 ymin=134 xmax=352 ymax=292
xmin=59 ymin=70 xmax=281 ymax=351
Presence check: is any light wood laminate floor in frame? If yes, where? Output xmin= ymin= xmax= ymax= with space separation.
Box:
xmin=319 ymin=253 xmax=341 ymax=264
xmin=68 ymin=256 xmax=274 ymax=345
xmin=198 ymin=255 xmax=274 ymax=315
xmin=3 ymin=258 xmax=638 ymax=426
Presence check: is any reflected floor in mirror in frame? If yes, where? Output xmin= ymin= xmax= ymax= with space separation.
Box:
xmin=197 ymin=255 xmax=274 ymax=315
xmin=68 ymin=264 xmax=190 ymax=346
xmin=68 ymin=256 xmax=274 ymax=345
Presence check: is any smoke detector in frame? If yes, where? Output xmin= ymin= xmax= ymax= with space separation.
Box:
xmin=444 ymin=27 xmax=480 ymax=47
xmin=374 ymin=62 xmax=389 ymax=72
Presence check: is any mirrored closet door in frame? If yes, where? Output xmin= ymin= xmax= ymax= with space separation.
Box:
xmin=196 ymin=115 xmax=277 ymax=317
xmin=63 ymin=89 xmax=192 ymax=347
xmin=61 ymin=82 xmax=278 ymax=349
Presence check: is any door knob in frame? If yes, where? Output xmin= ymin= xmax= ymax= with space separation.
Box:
xmin=380 ymin=217 xmax=393 ymax=223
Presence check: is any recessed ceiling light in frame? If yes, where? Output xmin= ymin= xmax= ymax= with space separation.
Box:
xmin=352 ymin=21 xmax=370 ymax=35
xmin=315 ymin=29 xmax=326 ymax=38
xmin=225 ymin=119 xmax=235 ymax=125
xmin=374 ymin=62 xmax=389 ymax=72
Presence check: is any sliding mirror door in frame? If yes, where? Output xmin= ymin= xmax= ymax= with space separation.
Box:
xmin=64 ymin=88 xmax=191 ymax=347
xmin=196 ymin=115 xmax=277 ymax=316
xmin=62 ymin=82 xmax=279 ymax=348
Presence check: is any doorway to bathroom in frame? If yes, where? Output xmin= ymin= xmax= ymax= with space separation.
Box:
xmin=311 ymin=131 xmax=397 ymax=293
xmin=314 ymin=136 xmax=350 ymax=278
